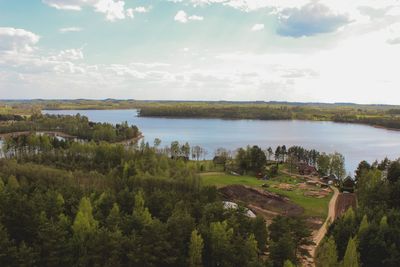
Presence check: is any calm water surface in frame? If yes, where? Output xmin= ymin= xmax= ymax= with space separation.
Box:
xmin=43 ymin=109 xmax=400 ymax=172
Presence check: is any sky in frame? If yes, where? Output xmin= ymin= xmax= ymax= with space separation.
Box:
xmin=0 ymin=0 xmax=400 ymax=104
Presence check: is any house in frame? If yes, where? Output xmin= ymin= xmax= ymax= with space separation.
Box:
xmin=340 ymin=176 xmax=356 ymax=193
xmin=298 ymin=163 xmax=318 ymax=176
xmin=321 ymin=174 xmax=340 ymax=186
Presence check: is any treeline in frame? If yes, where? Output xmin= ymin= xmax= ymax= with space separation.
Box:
xmin=136 ymin=102 xmax=400 ymax=130
xmin=0 ymin=114 xmax=140 ymax=143
xmin=211 ymin=144 xmax=345 ymax=178
xmin=0 ymin=114 xmax=24 ymax=121
xmin=139 ymin=105 xmax=293 ymax=120
xmin=333 ymin=114 xmax=400 ymax=130
xmin=0 ymin=134 xmax=316 ymax=266
xmin=316 ymin=159 xmax=400 ymax=267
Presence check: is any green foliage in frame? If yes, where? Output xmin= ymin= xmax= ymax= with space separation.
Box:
xmin=0 ymin=114 xmax=139 ymax=142
xmin=316 ymin=236 xmax=339 ymax=267
xmin=269 ymin=216 xmax=313 ymax=266
xmin=358 ymin=215 xmax=369 ymax=235
xmin=283 ymin=260 xmax=296 ymax=267
xmin=342 ymin=237 xmax=360 ymax=267
xmin=252 ymin=216 xmax=268 ymax=252
xmin=234 ymin=146 xmax=267 ymax=174
xmin=209 ymin=221 xmax=234 ymax=267
xmin=7 ymin=175 xmax=20 ymax=189
xmin=72 ymin=197 xmax=98 ymax=238
xmin=387 ymin=161 xmax=400 ymax=183
xmin=269 ymin=233 xmax=296 ymax=267
xmin=0 ymin=178 xmax=4 ymax=192
xmin=189 ymin=229 xmax=204 ymax=267
xmin=0 ymin=115 xmax=351 ymax=267
xmin=327 ymin=160 xmax=400 ymax=267
xmin=133 ymin=190 xmax=153 ymax=226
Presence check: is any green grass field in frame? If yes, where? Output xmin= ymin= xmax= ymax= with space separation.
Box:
xmin=200 ymin=172 xmax=331 ymax=218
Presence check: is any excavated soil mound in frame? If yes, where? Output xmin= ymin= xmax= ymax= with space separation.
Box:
xmin=219 ymin=185 xmax=304 ymax=217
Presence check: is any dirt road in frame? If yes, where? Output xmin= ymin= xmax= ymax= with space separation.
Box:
xmin=303 ymin=186 xmax=339 ymax=266
xmin=312 ymin=186 xmax=339 ymax=253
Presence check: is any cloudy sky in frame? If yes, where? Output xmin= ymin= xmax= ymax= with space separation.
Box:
xmin=0 ymin=0 xmax=400 ymax=103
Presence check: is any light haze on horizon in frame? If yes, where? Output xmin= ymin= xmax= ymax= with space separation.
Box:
xmin=1 ymin=0 xmax=400 ymax=104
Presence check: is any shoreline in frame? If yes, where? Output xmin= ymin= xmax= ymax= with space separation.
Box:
xmin=0 ymin=130 xmax=143 ymax=144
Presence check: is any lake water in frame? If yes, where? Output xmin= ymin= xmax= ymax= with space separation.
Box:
xmin=43 ymin=109 xmax=400 ymax=173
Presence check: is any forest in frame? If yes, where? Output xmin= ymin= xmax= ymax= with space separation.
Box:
xmin=0 ymin=113 xmax=399 ymax=267
xmin=315 ymin=159 xmax=400 ymax=267
xmin=0 ymin=124 xmax=316 ymax=267
xmin=0 ymin=114 xmax=140 ymax=143
xmin=3 ymin=99 xmax=400 ymax=130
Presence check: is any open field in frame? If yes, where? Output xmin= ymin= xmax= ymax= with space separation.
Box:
xmin=200 ymin=172 xmax=332 ymax=218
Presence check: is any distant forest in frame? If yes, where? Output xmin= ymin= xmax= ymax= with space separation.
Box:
xmin=2 ymin=99 xmax=400 ymax=130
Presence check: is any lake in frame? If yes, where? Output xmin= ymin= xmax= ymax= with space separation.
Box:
xmin=43 ymin=109 xmax=400 ymax=173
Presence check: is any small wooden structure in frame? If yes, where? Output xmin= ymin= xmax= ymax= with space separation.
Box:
xmin=340 ymin=176 xmax=356 ymax=193
xmin=298 ymin=163 xmax=318 ymax=176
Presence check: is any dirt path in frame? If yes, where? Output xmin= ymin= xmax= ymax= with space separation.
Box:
xmin=313 ymin=187 xmax=339 ymax=251
xmin=302 ymin=186 xmax=339 ymax=266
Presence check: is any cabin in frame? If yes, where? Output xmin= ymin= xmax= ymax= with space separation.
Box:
xmin=321 ymin=174 xmax=340 ymax=186
xmin=298 ymin=163 xmax=318 ymax=176
xmin=340 ymin=176 xmax=356 ymax=193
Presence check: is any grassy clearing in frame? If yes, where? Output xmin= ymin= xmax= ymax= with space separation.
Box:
xmin=200 ymin=171 xmax=331 ymax=218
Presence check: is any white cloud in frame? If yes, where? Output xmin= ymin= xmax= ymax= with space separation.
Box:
xmin=59 ymin=27 xmax=83 ymax=33
xmin=174 ymin=10 xmax=204 ymax=23
xmin=42 ymin=0 xmax=86 ymax=10
xmin=189 ymin=15 xmax=204 ymax=21
xmin=126 ymin=6 xmax=150 ymax=18
xmin=251 ymin=24 xmax=264 ymax=31
xmin=94 ymin=0 xmax=126 ymax=21
xmin=126 ymin=8 xmax=134 ymax=18
xmin=175 ymin=10 xmax=189 ymax=23
xmin=134 ymin=6 xmax=149 ymax=13
xmin=53 ymin=48 xmax=84 ymax=61
xmin=43 ymin=0 xmax=150 ymax=21
xmin=0 ymin=27 xmax=40 ymax=53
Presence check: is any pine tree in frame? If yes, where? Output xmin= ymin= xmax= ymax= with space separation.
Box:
xmin=252 ymin=216 xmax=268 ymax=253
xmin=17 ymin=241 xmax=36 ymax=267
xmin=188 ymin=229 xmax=204 ymax=267
xmin=0 ymin=224 xmax=18 ymax=266
xmin=0 ymin=178 xmax=5 ymax=192
xmin=7 ymin=175 xmax=20 ymax=189
xmin=106 ymin=203 xmax=121 ymax=231
xmin=209 ymin=221 xmax=234 ymax=267
xmin=315 ymin=236 xmax=338 ymax=267
xmin=380 ymin=215 xmax=388 ymax=228
xmin=72 ymin=197 xmax=98 ymax=238
xmin=358 ymin=215 xmax=369 ymax=235
xmin=133 ymin=190 xmax=152 ymax=226
xmin=342 ymin=237 xmax=360 ymax=267
xmin=244 ymin=234 xmax=260 ymax=265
